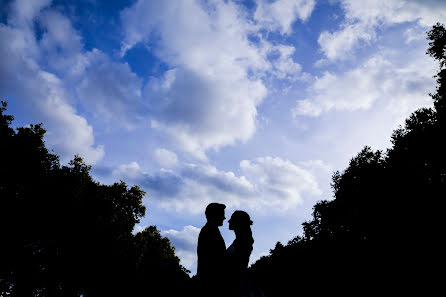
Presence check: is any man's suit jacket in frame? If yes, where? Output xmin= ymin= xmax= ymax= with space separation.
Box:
xmin=196 ymin=222 xmax=227 ymax=281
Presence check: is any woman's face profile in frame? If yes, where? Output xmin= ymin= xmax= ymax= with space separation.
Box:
xmin=228 ymin=219 xmax=234 ymax=230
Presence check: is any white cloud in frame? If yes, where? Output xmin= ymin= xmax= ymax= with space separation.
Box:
xmin=153 ymin=148 xmax=179 ymax=168
xmin=36 ymin=71 xmax=105 ymax=164
xmin=121 ymin=0 xmax=306 ymax=158
xmin=0 ymin=20 xmax=104 ymax=164
xmin=293 ymin=52 xmax=436 ymax=117
xmin=37 ymin=9 xmax=89 ymax=77
xmin=121 ymin=0 xmax=269 ymax=157
xmin=8 ymin=0 xmax=52 ymax=25
xmin=146 ymin=68 xmax=267 ymax=159
xmin=161 ymin=225 xmax=200 ymax=273
xmin=319 ymin=0 xmax=446 ymax=61
xmin=240 ymin=156 xmax=321 ymax=210
xmin=155 ymin=163 xmax=255 ymax=214
xmin=299 ymin=159 xmax=332 ymax=174
xmin=254 ymin=0 xmax=316 ymax=34
xmin=318 ymin=22 xmax=374 ymax=61
xmin=133 ymin=224 xmax=146 ymax=234
xmin=1 ymin=1 xmax=153 ymax=163
xmin=404 ymin=26 xmax=427 ymax=44
xmin=162 ymin=225 xmax=199 ymax=249
xmin=76 ymin=51 xmax=144 ymax=127
xmin=270 ymin=45 xmax=303 ymax=80
xmin=340 ymin=0 xmax=446 ymax=27
xmin=113 ymin=162 xmax=143 ymax=180
xmin=133 ymin=224 xmax=200 ymax=273
xmin=113 ymin=156 xmax=321 ymax=214
xmin=34 ymin=9 xmax=145 ymax=127
xmin=295 ymin=57 xmax=387 ymax=116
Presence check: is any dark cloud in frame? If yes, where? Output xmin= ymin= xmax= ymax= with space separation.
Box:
xmin=141 ymin=171 xmax=184 ymax=198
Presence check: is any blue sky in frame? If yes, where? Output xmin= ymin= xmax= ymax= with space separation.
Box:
xmin=1 ymin=0 xmax=445 ymax=274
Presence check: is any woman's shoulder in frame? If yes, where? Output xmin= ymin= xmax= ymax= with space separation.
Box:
xmin=227 ymin=239 xmax=252 ymax=257
xmin=227 ymin=241 xmax=236 ymax=255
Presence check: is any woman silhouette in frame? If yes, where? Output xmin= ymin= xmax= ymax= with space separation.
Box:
xmin=227 ymin=211 xmax=264 ymax=297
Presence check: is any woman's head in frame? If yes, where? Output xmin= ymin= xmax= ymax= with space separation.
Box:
xmin=228 ymin=210 xmax=253 ymax=231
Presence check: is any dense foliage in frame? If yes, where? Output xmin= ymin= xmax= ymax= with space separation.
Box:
xmin=0 ymin=102 xmax=189 ymax=297
xmin=249 ymin=24 xmax=446 ymax=295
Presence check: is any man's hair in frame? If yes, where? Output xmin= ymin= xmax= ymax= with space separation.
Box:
xmin=205 ymin=203 xmax=226 ymax=220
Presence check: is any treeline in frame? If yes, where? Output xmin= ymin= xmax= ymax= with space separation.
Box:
xmin=0 ymin=104 xmax=189 ymax=296
xmin=248 ymin=24 xmax=446 ymax=295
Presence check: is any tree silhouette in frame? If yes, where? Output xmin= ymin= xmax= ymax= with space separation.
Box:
xmin=0 ymin=100 xmax=189 ymax=297
xmin=249 ymin=23 xmax=446 ymax=295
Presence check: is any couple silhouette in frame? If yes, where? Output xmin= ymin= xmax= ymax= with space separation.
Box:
xmin=196 ymin=203 xmax=264 ymax=297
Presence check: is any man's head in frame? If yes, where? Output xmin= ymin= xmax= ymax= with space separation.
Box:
xmin=205 ymin=203 xmax=226 ymax=226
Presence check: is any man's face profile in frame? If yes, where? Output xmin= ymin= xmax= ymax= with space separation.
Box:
xmin=215 ymin=209 xmax=225 ymax=226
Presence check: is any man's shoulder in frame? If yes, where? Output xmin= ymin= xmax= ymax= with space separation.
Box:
xmin=200 ymin=222 xmax=215 ymax=233
xmin=199 ymin=222 xmax=219 ymax=239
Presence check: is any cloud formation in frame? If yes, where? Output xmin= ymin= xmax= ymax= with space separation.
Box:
xmin=294 ymin=52 xmax=436 ymax=117
xmin=121 ymin=0 xmax=309 ymax=158
xmin=37 ymin=9 xmax=88 ymax=77
xmin=161 ymin=225 xmax=200 ymax=272
xmin=0 ymin=5 xmax=104 ymax=164
xmin=114 ymin=156 xmax=322 ymax=214
xmin=0 ymin=0 xmax=152 ymax=163
xmin=254 ymin=0 xmax=315 ymax=34
xmin=240 ymin=156 xmax=322 ymax=210
xmin=319 ymin=0 xmax=446 ymax=61
xmin=146 ymin=68 xmax=266 ymax=160
xmin=76 ymin=51 xmax=145 ymax=127
xmin=153 ymin=148 xmax=179 ymax=168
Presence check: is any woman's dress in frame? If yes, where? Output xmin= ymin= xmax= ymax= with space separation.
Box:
xmin=227 ymin=238 xmax=264 ymax=297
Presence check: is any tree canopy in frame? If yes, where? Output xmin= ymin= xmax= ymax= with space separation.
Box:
xmin=249 ymin=23 xmax=446 ymax=296
xmin=0 ymin=100 xmax=189 ymax=297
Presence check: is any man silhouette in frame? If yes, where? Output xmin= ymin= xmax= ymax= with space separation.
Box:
xmin=196 ymin=203 xmax=227 ymax=296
